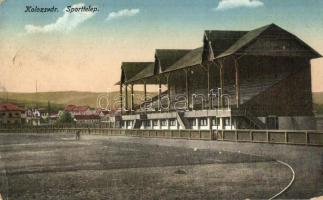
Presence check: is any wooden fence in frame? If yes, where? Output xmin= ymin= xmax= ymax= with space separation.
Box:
xmin=0 ymin=128 xmax=322 ymax=146
xmin=216 ymin=130 xmax=323 ymax=146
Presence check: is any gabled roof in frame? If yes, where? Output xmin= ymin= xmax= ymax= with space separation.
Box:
xmin=164 ymin=47 xmax=203 ymax=72
xmin=64 ymin=105 xmax=90 ymax=112
xmin=74 ymin=114 xmax=100 ymax=120
xmin=216 ymin=24 xmax=272 ymax=58
xmin=116 ymin=23 xmax=321 ymax=85
xmin=155 ymin=49 xmax=191 ymax=72
xmin=216 ymin=23 xmax=321 ymax=59
xmin=0 ymin=103 xmax=24 ymax=112
xmin=121 ymin=62 xmax=151 ymax=83
xmin=204 ymin=30 xmax=248 ymax=57
xmin=126 ymin=62 xmax=155 ymax=83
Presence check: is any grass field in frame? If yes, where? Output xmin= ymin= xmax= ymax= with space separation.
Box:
xmin=0 ymin=133 xmax=292 ymax=200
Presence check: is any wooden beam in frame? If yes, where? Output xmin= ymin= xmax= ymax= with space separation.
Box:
xmin=166 ymin=74 xmax=170 ymax=99
xmin=185 ymin=69 xmax=190 ymax=110
xmin=219 ymin=61 xmax=224 ymax=107
xmin=158 ymin=76 xmax=161 ymax=111
xmin=234 ymin=57 xmax=240 ymax=108
xmin=120 ymin=83 xmax=123 ymax=112
xmin=166 ymin=73 xmax=171 ymax=111
xmin=199 ymin=63 xmax=208 ymax=72
xmin=130 ymin=83 xmax=134 ymax=111
xmin=207 ymin=64 xmax=211 ymax=109
xmin=125 ymin=84 xmax=128 ymax=111
xmin=143 ymin=80 xmax=147 ymax=102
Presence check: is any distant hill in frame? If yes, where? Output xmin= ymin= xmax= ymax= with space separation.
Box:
xmin=313 ymin=92 xmax=323 ymax=105
xmin=2 ymin=91 xmax=322 ymax=113
xmin=313 ymin=92 xmax=323 ymax=114
xmin=0 ymin=91 xmax=157 ymax=110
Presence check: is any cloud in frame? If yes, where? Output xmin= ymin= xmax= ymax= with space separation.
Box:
xmin=106 ymin=8 xmax=140 ymax=21
xmin=215 ymin=0 xmax=264 ymax=11
xmin=25 ymin=3 xmax=95 ymax=34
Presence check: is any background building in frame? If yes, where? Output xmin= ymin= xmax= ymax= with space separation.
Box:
xmin=0 ymin=103 xmax=25 ymax=125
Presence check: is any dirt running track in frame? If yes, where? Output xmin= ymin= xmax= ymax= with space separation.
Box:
xmin=0 ymin=133 xmax=320 ymax=199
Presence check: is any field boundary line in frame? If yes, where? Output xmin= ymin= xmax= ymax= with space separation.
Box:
xmin=269 ymin=160 xmax=295 ymax=200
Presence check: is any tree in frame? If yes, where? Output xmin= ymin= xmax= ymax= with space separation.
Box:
xmin=56 ymin=111 xmax=74 ymax=124
xmin=47 ymin=101 xmax=51 ymax=114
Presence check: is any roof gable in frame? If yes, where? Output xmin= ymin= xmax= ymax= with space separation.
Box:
xmin=165 ymin=47 xmax=203 ymax=72
xmin=126 ymin=62 xmax=155 ymax=83
xmin=204 ymin=30 xmax=248 ymax=57
xmin=155 ymin=49 xmax=191 ymax=72
xmin=121 ymin=62 xmax=152 ymax=83
xmin=216 ymin=24 xmax=270 ymax=58
xmin=217 ymin=24 xmax=321 ymax=58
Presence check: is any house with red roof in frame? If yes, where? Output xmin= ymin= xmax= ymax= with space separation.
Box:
xmin=64 ymin=104 xmax=103 ymax=125
xmin=64 ymin=105 xmax=94 ymax=116
xmin=0 ymin=103 xmax=25 ymax=125
xmin=74 ymin=114 xmax=101 ymax=125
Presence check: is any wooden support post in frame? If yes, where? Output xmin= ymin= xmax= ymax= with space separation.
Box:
xmin=207 ymin=64 xmax=211 ymax=109
xmin=125 ymin=84 xmax=128 ymax=111
xmin=167 ymin=74 xmax=170 ymax=99
xmin=158 ymin=77 xmax=161 ymax=97
xmin=220 ymin=130 xmax=223 ymax=140
xmin=208 ymin=117 xmax=212 ymax=130
xmin=144 ymin=81 xmax=147 ymax=102
xmin=185 ymin=69 xmax=190 ymax=110
xmin=234 ymin=58 xmax=240 ymax=108
xmin=120 ymin=83 xmax=123 ymax=111
xmin=219 ymin=61 xmax=224 ymax=107
xmin=130 ymin=84 xmax=134 ymax=112
xmin=158 ymin=76 xmax=161 ymax=111
xmin=166 ymin=73 xmax=171 ymax=111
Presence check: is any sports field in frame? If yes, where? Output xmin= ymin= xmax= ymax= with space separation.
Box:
xmin=0 ymin=133 xmax=303 ymax=199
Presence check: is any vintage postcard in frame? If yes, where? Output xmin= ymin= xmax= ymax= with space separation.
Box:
xmin=0 ymin=0 xmax=323 ymax=199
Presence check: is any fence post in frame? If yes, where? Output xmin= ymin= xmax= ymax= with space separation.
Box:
xmin=285 ymin=131 xmax=288 ymax=144
xmin=250 ymin=130 xmax=253 ymax=142
xmin=266 ymin=130 xmax=269 ymax=143
xmin=221 ymin=130 xmax=224 ymax=141
xmin=235 ymin=130 xmax=238 ymax=142
xmin=305 ymin=131 xmax=309 ymax=145
xmin=210 ymin=130 xmax=213 ymax=140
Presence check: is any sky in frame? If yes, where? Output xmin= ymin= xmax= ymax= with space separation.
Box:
xmin=0 ymin=0 xmax=323 ymax=92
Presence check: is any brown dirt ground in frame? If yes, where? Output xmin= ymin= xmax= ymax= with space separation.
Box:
xmin=0 ymin=133 xmax=291 ymax=200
